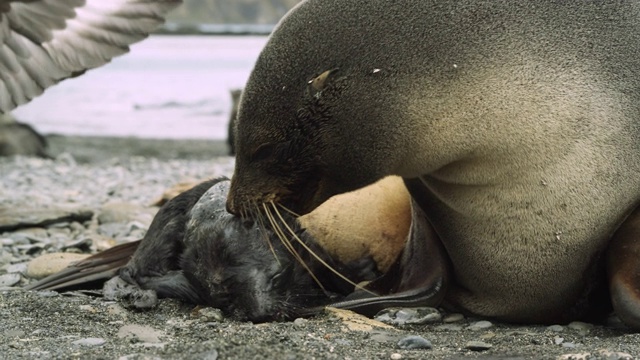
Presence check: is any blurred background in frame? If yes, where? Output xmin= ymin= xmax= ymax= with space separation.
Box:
xmin=10 ymin=0 xmax=301 ymax=145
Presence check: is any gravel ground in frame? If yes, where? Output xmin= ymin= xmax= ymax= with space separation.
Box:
xmin=1 ymin=135 xmax=639 ymax=360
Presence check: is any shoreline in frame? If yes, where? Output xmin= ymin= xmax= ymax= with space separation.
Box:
xmin=45 ymin=134 xmax=231 ymax=164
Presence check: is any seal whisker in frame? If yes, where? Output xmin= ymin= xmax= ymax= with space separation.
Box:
xmin=269 ymin=203 xmax=375 ymax=296
xmin=262 ymin=202 xmax=327 ymax=293
xmin=253 ymin=202 xmax=281 ymax=265
xmin=276 ymin=203 xmax=301 ymax=218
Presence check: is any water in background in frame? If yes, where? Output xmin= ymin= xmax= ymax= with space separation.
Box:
xmin=12 ymin=35 xmax=269 ymax=140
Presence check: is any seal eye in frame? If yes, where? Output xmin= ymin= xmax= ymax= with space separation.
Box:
xmin=251 ymin=143 xmax=276 ymax=161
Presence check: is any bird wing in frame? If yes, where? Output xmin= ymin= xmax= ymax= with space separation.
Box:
xmin=0 ymin=0 xmax=181 ymax=112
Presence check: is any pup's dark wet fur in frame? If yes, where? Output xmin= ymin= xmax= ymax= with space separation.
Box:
xmin=27 ymin=178 xmax=378 ymax=322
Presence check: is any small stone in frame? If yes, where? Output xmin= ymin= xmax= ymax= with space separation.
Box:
xmin=5 ymin=329 xmax=26 ymax=338
xmin=390 ymin=353 xmax=402 ymax=360
xmin=61 ymin=238 xmax=92 ymax=252
xmin=36 ymin=290 xmax=60 ymax=298
xmin=435 ymin=324 xmax=463 ymax=331
xmin=442 ymin=313 xmax=464 ymax=323
xmin=557 ymin=353 xmax=591 ymax=360
xmin=192 ymin=349 xmax=218 ymax=360
xmin=597 ymin=349 xmax=634 ymax=360
xmin=0 ymin=273 xmax=20 ymax=287
xmin=562 ymin=342 xmax=577 ymax=348
xmin=293 ymin=318 xmax=308 ymax=326
xmin=0 ymin=206 xmax=93 ymax=233
xmin=479 ymin=331 xmax=496 ymax=340
xmin=117 ymin=324 xmax=164 ymax=343
xmin=546 ymin=325 xmax=564 ymax=332
xmin=397 ymin=335 xmax=432 ymax=350
xmin=467 ymin=320 xmax=493 ymax=331
xmin=465 ymin=341 xmax=492 ymax=351
xmin=197 ymin=307 xmax=224 ymax=322
xmin=567 ymin=321 xmax=594 ymax=333
xmin=72 ymin=338 xmax=106 ymax=347
xmin=107 ymin=304 xmax=128 ymax=318
xmin=26 ymin=252 xmax=90 ymax=279
xmin=554 ymin=337 xmax=564 ymax=345
xmin=374 ymin=307 xmax=441 ymax=326
xmin=5 ymin=262 xmax=28 ymax=274
xmin=79 ymin=305 xmax=97 ymax=313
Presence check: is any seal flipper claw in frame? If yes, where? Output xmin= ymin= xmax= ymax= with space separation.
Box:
xmin=329 ymin=180 xmax=450 ymax=317
xmin=104 ymin=276 xmax=158 ymax=309
xmin=608 ymin=206 xmax=640 ymax=329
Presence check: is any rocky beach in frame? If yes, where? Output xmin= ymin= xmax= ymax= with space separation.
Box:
xmin=1 ymin=135 xmax=639 ymax=360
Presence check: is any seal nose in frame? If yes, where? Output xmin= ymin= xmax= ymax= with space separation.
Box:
xmin=226 ymin=196 xmax=238 ymax=215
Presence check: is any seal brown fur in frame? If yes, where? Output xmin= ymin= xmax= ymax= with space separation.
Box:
xmin=227 ymin=0 xmax=640 ymax=326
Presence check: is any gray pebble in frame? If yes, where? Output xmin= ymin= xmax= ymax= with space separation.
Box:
xmin=5 ymin=262 xmax=28 ymax=274
xmin=333 ymin=338 xmax=352 ymax=346
xmin=369 ymin=331 xmax=401 ymax=343
xmin=198 ymin=307 xmax=224 ymax=322
xmin=72 ymin=338 xmax=106 ymax=347
xmin=562 ymin=342 xmax=577 ymax=348
xmin=117 ymin=324 xmax=164 ymax=343
xmin=118 ymin=354 xmax=163 ymax=360
xmin=554 ymin=337 xmax=564 ymax=345
xmin=443 ymin=313 xmax=464 ymax=323
xmin=61 ymin=238 xmax=92 ymax=252
xmin=567 ymin=321 xmax=594 ymax=333
xmin=293 ymin=318 xmax=308 ymax=327
xmin=397 ymin=335 xmax=432 ymax=350
xmin=546 ymin=324 xmax=564 ymax=332
xmin=4 ymin=329 xmax=26 ymax=338
xmin=465 ymin=341 xmax=492 ymax=351
xmin=375 ymin=307 xmax=441 ymax=326
xmin=435 ymin=324 xmax=463 ymax=331
xmin=0 ymin=273 xmax=20 ymax=287
xmin=35 ymin=290 xmax=60 ymax=298
xmin=467 ymin=320 xmax=493 ymax=331
xmin=192 ymin=349 xmax=219 ymax=360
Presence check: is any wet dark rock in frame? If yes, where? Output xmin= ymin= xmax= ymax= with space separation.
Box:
xmin=60 ymin=238 xmax=93 ymax=252
xmin=0 ymin=207 xmax=93 ymax=232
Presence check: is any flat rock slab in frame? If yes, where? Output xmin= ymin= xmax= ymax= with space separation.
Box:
xmin=0 ymin=206 xmax=93 ymax=232
xmin=26 ymin=252 xmax=91 ymax=279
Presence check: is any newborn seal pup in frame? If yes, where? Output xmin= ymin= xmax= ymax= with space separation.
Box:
xmin=0 ymin=0 xmax=181 ymax=112
xmin=27 ymin=178 xmax=379 ymax=322
xmin=227 ymin=0 xmax=640 ymax=327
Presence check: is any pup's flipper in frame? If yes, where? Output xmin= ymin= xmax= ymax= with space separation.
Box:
xmin=24 ymin=240 xmax=140 ymax=291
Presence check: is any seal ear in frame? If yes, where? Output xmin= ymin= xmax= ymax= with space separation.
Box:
xmin=308 ymin=69 xmax=339 ymax=96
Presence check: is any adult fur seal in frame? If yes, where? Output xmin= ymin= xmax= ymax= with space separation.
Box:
xmin=227 ymin=0 xmax=640 ymax=327
xmin=27 ymin=178 xmax=380 ymax=322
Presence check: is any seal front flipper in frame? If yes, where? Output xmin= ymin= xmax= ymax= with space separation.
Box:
xmin=329 ymin=180 xmax=450 ymax=317
xmin=608 ymin=205 xmax=640 ymax=329
xmin=24 ymin=240 xmax=140 ymax=291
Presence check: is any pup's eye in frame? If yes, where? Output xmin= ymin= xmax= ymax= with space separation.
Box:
xmin=251 ymin=143 xmax=275 ymax=161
